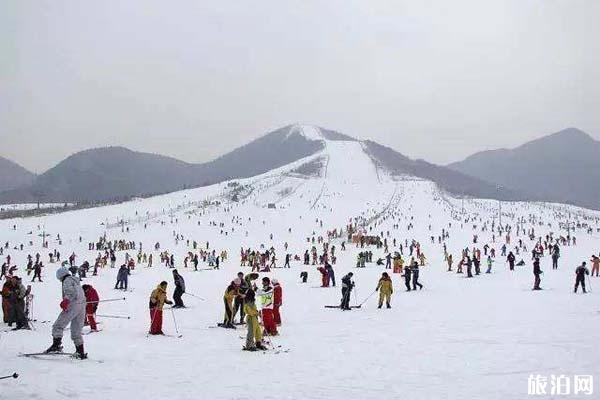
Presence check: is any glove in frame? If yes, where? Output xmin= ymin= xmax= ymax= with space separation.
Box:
xmin=60 ymin=298 xmax=70 ymax=311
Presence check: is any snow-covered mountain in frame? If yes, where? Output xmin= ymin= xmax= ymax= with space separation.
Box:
xmin=448 ymin=127 xmax=600 ymax=209
xmin=0 ymin=125 xmax=323 ymax=204
xmin=0 ymin=156 xmax=36 ymax=193
xmin=0 ymin=124 xmax=532 ymax=206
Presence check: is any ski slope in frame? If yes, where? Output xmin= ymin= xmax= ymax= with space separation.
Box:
xmin=2 ymin=126 xmax=599 ymax=400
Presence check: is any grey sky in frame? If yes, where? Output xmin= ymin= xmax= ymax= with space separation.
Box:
xmin=2 ymin=0 xmax=599 ymax=173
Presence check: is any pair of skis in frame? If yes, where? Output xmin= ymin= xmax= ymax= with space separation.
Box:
xmin=19 ymin=352 xmax=103 ymax=363
xmin=324 ymin=305 xmax=362 ymax=309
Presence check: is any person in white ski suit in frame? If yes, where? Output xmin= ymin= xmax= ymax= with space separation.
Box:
xmin=46 ymin=266 xmax=87 ymax=358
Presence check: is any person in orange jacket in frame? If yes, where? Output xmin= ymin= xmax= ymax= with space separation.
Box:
xmin=149 ymin=281 xmax=173 ymax=335
xmin=272 ymin=279 xmax=282 ymax=326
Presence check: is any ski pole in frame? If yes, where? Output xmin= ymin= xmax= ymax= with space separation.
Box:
xmin=358 ymin=289 xmax=378 ymax=307
xmin=87 ymin=297 xmax=126 ymax=305
xmin=184 ymin=292 xmax=205 ymax=301
xmin=0 ymin=373 xmax=18 ymax=380
xmin=96 ymin=314 xmax=131 ymax=319
xmin=170 ymin=307 xmax=181 ymax=336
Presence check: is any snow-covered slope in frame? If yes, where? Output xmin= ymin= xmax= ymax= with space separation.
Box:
xmin=2 ymin=126 xmax=600 ymax=400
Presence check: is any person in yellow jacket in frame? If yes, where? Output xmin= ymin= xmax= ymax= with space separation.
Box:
xmin=219 ymin=281 xmax=238 ymax=329
xmin=149 ymin=281 xmax=173 ymax=334
xmin=376 ymin=272 xmax=393 ymax=309
xmin=419 ymin=253 xmax=427 ymax=266
xmin=242 ymin=288 xmax=267 ymax=351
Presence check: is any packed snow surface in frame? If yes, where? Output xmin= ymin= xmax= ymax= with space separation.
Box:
xmin=2 ymin=134 xmax=599 ymax=400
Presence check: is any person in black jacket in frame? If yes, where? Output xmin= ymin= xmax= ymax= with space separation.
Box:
xmin=551 ymin=244 xmax=560 ymax=269
xmin=340 ymin=273 xmax=354 ymax=310
xmin=115 ymin=264 xmax=130 ymax=290
xmin=401 ymin=265 xmax=412 ymax=291
xmin=411 ymin=261 xmax=423 ymax=290
xmin=473 ymin=257 xmax=481 ymax=275
xmin=325 ymin=261 xmax=336 ymax=287
xmin=466 ymin=256 xmax=473 ymax=278
xmin=574 ymin=262 xmax=589 ymax=293
xmin=507 ymin=252 xmax=516 ymax=271
xmin=232 ymin=272 xmax=248 ymax=323
xmin=172 ymin=269 xmax=186 ymax=308
xmin=532 ymin=257 xmax=542 ymax=290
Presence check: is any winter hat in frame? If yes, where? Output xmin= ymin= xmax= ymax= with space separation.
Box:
xmin=271 ymin=279 xmax=279 ymax=285
xmin=56 ymin=266 xmax=70 ymax=281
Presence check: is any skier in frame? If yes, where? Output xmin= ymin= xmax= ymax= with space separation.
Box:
xmin=31 ymin=262 xmax=43 ymax=282
xmin=242 ymin=287 xmax=266 ymax=351
xmin=219 ymin=281 xmax=238 ymax=329
xmin=590 ymin=255 xmax=599 ymax=277
xmin=82 ymin=284 xmax=99 ymax=332
xmin=172 ymin=270 xmax=185 ymax=308
xmin=272 ymin=279 xmax=282 ymax=325
xmin=401 ymin=264 xmax=412 ymax=291
xmin=45 ymin=266 xmax=87 ymax=359
xmin=258 ymin=277 xmax=278 ymax=336
xmin=485 ymin=255 xmax=494 ymax=274
xmin=507 ymin=252 xmax=516 ymax=271
xmin=149 ymin=281 xmax=173 ymax=335
xmin=376 ymin=272 xmax=393 ymax=309
xmin=8 ymin=276 xmax=29 ymax=330
xmin=340 ymin=272 xmax=354 ymax=310
xmin=115 ymin=264 xmax=130 ymax=291
xmin=317 ymin=266 xmax=329 ymax=287
xmin=411 ymin=261 xmax=423 ymax=290
xmin=233 ymin=273 xmax=248 ymax=324
xmin=2 ymin=277 xmax=11 ymax=323
xmin=532 ymin=257 xmax=542 ymax=290
xmin=466 ymin=256 xmax=473 ymax=278
xmin=574 ymin=262 xmax=590 ymax=293
xmin=551 ymin=245 xmax=560 ymax=270
xmin=325 ymin=261 xmax=336 ymax=287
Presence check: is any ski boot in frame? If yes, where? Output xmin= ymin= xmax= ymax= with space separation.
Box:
xmin=75 ymin=344 xmax=88 ymax=360
xmin=45 ymin=337 xmax=63 ymax=353
xmin=256 ymin=341 xmax=268 ymax=351
xmin=242 ymin=346 xmax=258 ymax=352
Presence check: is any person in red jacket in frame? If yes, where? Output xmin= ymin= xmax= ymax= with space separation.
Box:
xmin=272 ymin=279 xmax=282 ymax=326
xmin=317 ymin=267 xmax=329 ymax=287
xmin=82 ymin=284 xmax=99 ymax=332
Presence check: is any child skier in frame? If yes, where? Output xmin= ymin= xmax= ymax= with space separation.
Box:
xmin=258 ymin=277 xmax=278 ymax=335
xmin=243 ymin=288 xmax=267 ymax=351
xmin=149 ymin=281 xmax=173 ymax=335
xmin=82 ymin=284 xmax=99 ymax=332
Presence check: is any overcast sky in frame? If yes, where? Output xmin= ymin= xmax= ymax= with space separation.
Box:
xmin=2 ymin=0 xmax=599 ymax=173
